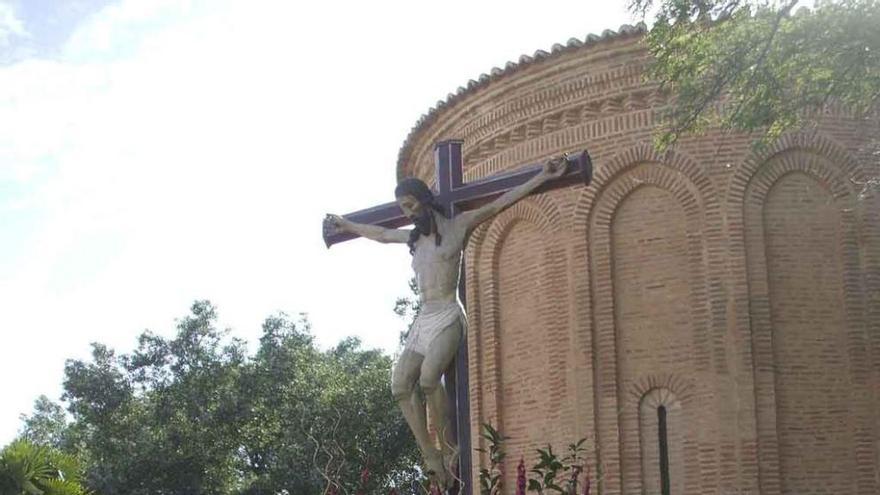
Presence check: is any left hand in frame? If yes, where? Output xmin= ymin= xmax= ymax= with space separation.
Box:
xmin=541 ymin=154 xmax=568 ymax=180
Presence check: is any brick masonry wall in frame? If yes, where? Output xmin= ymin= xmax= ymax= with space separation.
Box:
xmin=400 ymin=33 xmax=880 ymax=494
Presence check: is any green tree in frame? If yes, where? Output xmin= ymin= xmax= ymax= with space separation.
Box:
xmin=235 ymin=315 xmax=421 ymax=494
xmin=35 ymin=300 xmax=420 ymax=495
xmin=0 ymin=439 xmax=90 ymax=495
xmin=393 ymin=277 xmax=422 ymax=348
xmin=60 ymin=301 xmax=249 ymax=494
xmin=630 ymin=0 xmax=880 ymax=148
xmin=19 ymin=396 xmax=69 ymax=450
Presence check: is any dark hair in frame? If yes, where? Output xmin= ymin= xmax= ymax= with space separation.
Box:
xmin=395 ymin=178 xmax=445 ymax=254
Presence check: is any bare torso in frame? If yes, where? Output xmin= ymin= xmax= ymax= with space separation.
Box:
xmin=411 ymin=214 xmax=466 ymax=304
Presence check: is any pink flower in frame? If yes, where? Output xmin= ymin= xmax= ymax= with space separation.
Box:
xmin=516 ymin=458 xmax=527 ymax=495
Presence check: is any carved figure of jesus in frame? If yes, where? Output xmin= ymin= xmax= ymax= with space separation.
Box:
xmin=325 ymin=157 xmax=566 ymax=489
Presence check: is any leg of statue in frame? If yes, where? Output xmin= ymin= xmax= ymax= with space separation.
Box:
xmin=391 ymin=350 xmax=443 ymax=473
xmin=420 ymin=321 xmax=463 ymax=489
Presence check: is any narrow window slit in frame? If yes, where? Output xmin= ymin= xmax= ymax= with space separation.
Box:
xmin=658 ymin=405 xmax=671 ymax=495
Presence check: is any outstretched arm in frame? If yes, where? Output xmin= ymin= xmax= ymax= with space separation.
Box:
xmin=324 ymin=214 xmax=410 ymax=244
xmin=457 ymin=156 xmax=567 ymax=233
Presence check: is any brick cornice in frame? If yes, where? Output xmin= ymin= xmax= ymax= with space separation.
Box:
xmin=396 ymin=23 xmax=649 ymax=182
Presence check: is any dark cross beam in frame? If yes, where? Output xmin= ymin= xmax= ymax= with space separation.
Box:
xmin=323 ymin=140 xmax=592 ymax=495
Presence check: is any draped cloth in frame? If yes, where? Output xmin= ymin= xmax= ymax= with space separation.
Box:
xmin=404 ymin=301 xmax=467 ymax=355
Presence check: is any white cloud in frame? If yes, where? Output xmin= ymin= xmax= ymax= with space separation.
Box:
xmin=0 ymin=2 xmax=26 ymax=49
xmin=0 ymin=0 xmax=629 ymax=443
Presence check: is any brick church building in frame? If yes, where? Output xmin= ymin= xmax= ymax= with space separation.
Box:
xmin=395 ymin=23 xmax=880 ymax=495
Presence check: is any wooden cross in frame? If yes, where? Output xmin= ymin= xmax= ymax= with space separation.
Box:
xmin=323 ymin=140 xmax=592 ymax=494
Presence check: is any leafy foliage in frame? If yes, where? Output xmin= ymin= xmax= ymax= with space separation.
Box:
xmin=631 ymin=0 xmax=880 ymax=148
xmin=0 ymin=439 xmax=90 ymax=495
xmin=527 ymin=439 xmax=590 ymax=495
xmin=475 ymin=424 xmax=507 ymax=495
xmin=393 ymin=277 xmax=422 ymax=349
xmin=559 ymin=440 xmax=588 ymax=495
xmin=19 ymin=301 xmax=420 ymax=495
xmin=527 ymin=446 xmax=565 ymax=494
xmin=18 ymin=396 xmax=69 ymax=450
xmin=471 ymin=423 xmax=593 ymax=495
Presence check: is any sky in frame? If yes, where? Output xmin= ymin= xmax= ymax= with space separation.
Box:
xmin=0 ymin=0 xmax=632 ymax=444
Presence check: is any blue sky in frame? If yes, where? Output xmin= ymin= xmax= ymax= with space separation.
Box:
xmin=0 ymin=0 xmax=630 ymax=444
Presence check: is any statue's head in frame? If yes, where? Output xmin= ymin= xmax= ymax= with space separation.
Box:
xmin=394 ymin=177 xmax=444 ymax=254
xmin=394 ymin=178 xmax=434 ymax=220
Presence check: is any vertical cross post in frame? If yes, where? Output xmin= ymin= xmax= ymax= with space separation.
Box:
xmin=433 ymin=140 xmax=472 ymax=495
xmin=435 ymin=140 xmax=464 ymax=214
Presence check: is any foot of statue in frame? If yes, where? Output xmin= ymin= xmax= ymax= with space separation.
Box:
xmin=443 ymin=445 xmax=459 ymax=480
xmin=425 ymin=450 xmax=451 ymax=491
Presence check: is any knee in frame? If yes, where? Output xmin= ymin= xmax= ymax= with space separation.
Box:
xmin=391 ymin=373 xmax=414 ymax=401
xmin=391 ymin=383 xmax=412 ymax=401
xmin=419 ymin=374 xmax=441 ymax=394
xmin=391 ymin=351 xmax=423 ymax=401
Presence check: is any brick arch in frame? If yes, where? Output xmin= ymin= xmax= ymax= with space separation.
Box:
xmin=570 ymin=144 xmax=723 ymax=495
xmin=636 ymin=387 xmax=688 ymax=495
xmin=728 ymin=141 xmax=876 ymax=495
xmin=573 ymin=143 xmax=718 ymax=230
xmin=626 ymin=378 xmax=696 ymax=495
xmin=638 ymin=386 xmax=682 ymax=410
xmin=466 ymin=197 xmax=568 ymax=477
xmin=628 ymin=374 xmax=695 ymax=405
xmin=727 ymin=131 xmax=867 ymax=203
xmin=486 ymin=194 xmax=564 ymax=247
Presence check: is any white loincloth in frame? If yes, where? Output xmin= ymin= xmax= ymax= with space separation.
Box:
xmin=404 ymin=301 xmax=467 ymax=355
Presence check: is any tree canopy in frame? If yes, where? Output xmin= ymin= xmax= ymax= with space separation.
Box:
xmin=631 ymin=0 xmax=880 ymax=148
xmin=16 ymin=301 xmax=420 ymax=495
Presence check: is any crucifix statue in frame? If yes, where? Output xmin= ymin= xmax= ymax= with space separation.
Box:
xmin=323 ymin=140 xmax=591 ymax=493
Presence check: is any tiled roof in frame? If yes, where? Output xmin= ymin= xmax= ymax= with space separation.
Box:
xmin=396 ymin=22 xmax=647 ymax=178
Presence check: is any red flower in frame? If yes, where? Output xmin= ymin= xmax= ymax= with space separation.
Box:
xmin=388 ymin=489 xmax=399 ymax=495
xmin=516 ymin=458 xmax=527 ymax=495
xmin=360 ymin=467 xmax=371 ymax=486
xmin=429 ymin=482 xmax=443 ymax=495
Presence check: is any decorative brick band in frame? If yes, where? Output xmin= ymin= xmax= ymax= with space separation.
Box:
xmin=397 ymin=27 xmax=650 ymax=181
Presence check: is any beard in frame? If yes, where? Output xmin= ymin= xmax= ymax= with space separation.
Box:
xmin=411 ymin=208 xmax=433 ymax=237
xmin=406 ymin=205 xmax=442 ymax=255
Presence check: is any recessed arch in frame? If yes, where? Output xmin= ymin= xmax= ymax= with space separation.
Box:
xmin=731 ymin=137 xmax=876 ymax=495
xmin=572 ymin=146 xmax=720 ymax=495
xmin=466 ymin=196 xmax=568 ymax=484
